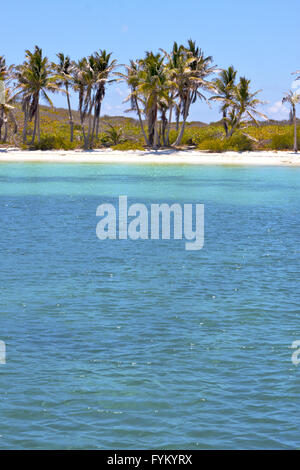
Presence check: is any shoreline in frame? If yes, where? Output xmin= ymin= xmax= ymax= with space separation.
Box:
xmin=0 ymin=149 xmax=300 ymax=166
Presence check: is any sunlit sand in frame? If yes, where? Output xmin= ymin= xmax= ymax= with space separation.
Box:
xmin=1 ymin=149 xmax=300 ymax=166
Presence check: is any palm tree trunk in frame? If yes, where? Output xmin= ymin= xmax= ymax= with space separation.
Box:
xmin=37 ymin=104 xmax=40 ymax=143
xmin=154 ymin=122 xmax=159 ymax=149
xmin=87 ymin=113 xmax=92 ymax=149
xmin=166 ymin=104 xmax=173 ymax=146
xmin=135 ymin=97 xmax=148 ymax=146
xmin=293 ymin=105 xmax=298 ymax=153
xmin=223 ymin=109 xmax=229 ymax=137
xmin=80 ymin=115 xmax=87 ymax=148
xmin=148 ymin=105 xmax=157 ymax=148
xmin=79 ymin=106 xmax=87 ymax=148
xmin=0 ymin=108 xmax=3 ymax=141
xmin=161 ymin=111 xmax=167 ymax=147
xmin=91 ymin=100 xmax=102 ymax=147
xmin=95 ymin=103 xmax=102 ymax=138
xmin=91 ymin=113 xmax=97 ymax=148
xmin=31 ymin=96 xmax=40 ymax=145
xmin=176 ymin=109 xmax=180 ymax=131
xmin=174 ymin=118 xmax=186 ymax=146
xmin=95 ymin=115 xmax=100 ymax=138
xmin=10 ymin=111 xmax=18 ymax=145
xmin=228 ymin=111 xmax=242 ymax=137
xmin=82 ymin=126 xmax=87 ymax=148
xmin=22 ymin=109 xmax=28 ymax=144
xmin=174 ymin=95 xmax=191 ymax=146
xmin=3 ymin=119 xmax=8 ymax=143
xmin=31 ymin=112 xmax=38 ymax=144
xmin=86 ymin=100 xmax=94 ymax=150
xmin=66 ymin=83 xmax=74 ymax=142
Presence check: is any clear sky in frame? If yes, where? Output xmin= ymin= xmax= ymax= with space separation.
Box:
xmin=2 ymin=0 xmax=300 ymax=122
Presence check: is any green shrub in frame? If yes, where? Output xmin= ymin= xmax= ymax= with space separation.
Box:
xmin=226 ymin=134 xmax=253 ymax=151
xmin=102 ymin=123 xmax=125 ymax=146
xmin=192 ymin=128 xmax=223 ymax=146
xmin=112 ymin=141 xmax=145 ymax=151
xmin=197 ymin=138 xmax=225 ymax=152
xmin=168 ymin=129 xmax=179 ymax=145
xmin=197 ymin=133 xmax=253 ymax=152
xmin=30 ymin=134 xmax=77 ymax=150
xmin=269 ymin=132 xmax=298 ymax=150
xmin=167 ymin=126 xmax=223 ymax=147
xmin=97 ymin=134 xmax=111 ymax=147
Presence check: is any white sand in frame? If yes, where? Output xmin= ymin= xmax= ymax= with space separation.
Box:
xmin=1 ymin=148 xmax=300 ymax=166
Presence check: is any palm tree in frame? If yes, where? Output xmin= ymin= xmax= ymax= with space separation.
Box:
xmin=72 ymin=51 xmax=116 ymax=149
xmin=116 ymin=59 xmax=149 ymax=146
xmin=161 ymin=42 xmax=184 ymax=144
xmin=173 ymin=41 xmax=216 ymax=146
xmin=282 ymin=90 xmax=300 ymax=152
xmin=0 ymin=56 xmax=15 ymax=141
xmin=53 ymin=53 xmax=74 ymax=141
xmin=0 ymin=56 xmax=7 ymax=139
xmin=15 ymin=45 xmax=61 ymax=144
xmin=211 ymin=66 xmax=237 ymax=136
xmin=92 ymin=50 xmax=117 ymax=142
xmin=0 ymin=87 xmax=18 ymax=143
xmin=72 ymin=57 xmax=88 ymax=146
xmin=121 ymin=42 xmax=215 ymax=148
xmin=136 ymin=52 xmax=171 ymax=147
xmin=0 ymin=56 xmax=8 ymax=81
xmin=158 ymin=100 xmax=169 ymax=146
xmin=228 ymin=77 xmax=267 ymax=137
xmin=79 ymin=55 xmax=96 ymax=149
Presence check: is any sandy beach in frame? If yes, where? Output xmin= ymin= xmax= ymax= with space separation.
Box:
xmin=0 ymin=149 xmax=300 ymax=166
xmin=0 ymin=148 xmax=300 ymax=166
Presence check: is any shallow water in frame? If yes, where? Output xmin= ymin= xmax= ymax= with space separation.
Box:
xmin=0 ymin=163 xmax=299 ymax=449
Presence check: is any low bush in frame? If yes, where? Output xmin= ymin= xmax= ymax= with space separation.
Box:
xmin=29 ymin=134 xmax=78 ymax=150
xmin=168 ymin=126 xmax=223 ymax=146
xmin=102 ymin=124 xmax=125 ymax=146
xmin=268 ymin=132 xmax=300 ymax=150
xmin=112 ymin=141 xmax=145 ymax=151
xmin=227 ymin=134 xmax=254 ymax=151
xmin=197 ymin=133 xmax=253 ymax=152
xmin=197 ymin=138 xmax=225 ymax=152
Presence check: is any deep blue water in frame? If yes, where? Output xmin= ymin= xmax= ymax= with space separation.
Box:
xmin=0 ymin=163 xmax=299 ymax=449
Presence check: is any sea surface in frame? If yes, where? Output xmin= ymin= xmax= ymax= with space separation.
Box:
xmin=0 ymin=162 xmax=299 ymax=449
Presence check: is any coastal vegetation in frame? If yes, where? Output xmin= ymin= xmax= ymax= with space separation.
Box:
xmin=282 ymin=89 xmax=300 ymax=152
xmin=0 ymin=43 xmax=299 ymax=152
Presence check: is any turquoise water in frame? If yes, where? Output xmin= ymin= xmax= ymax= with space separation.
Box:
xmin=0 ymin=163 xmax=300 ymax=449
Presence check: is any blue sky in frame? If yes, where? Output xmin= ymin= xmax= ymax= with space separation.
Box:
xmin=2 ymin=0 xmax=300 ymax=122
